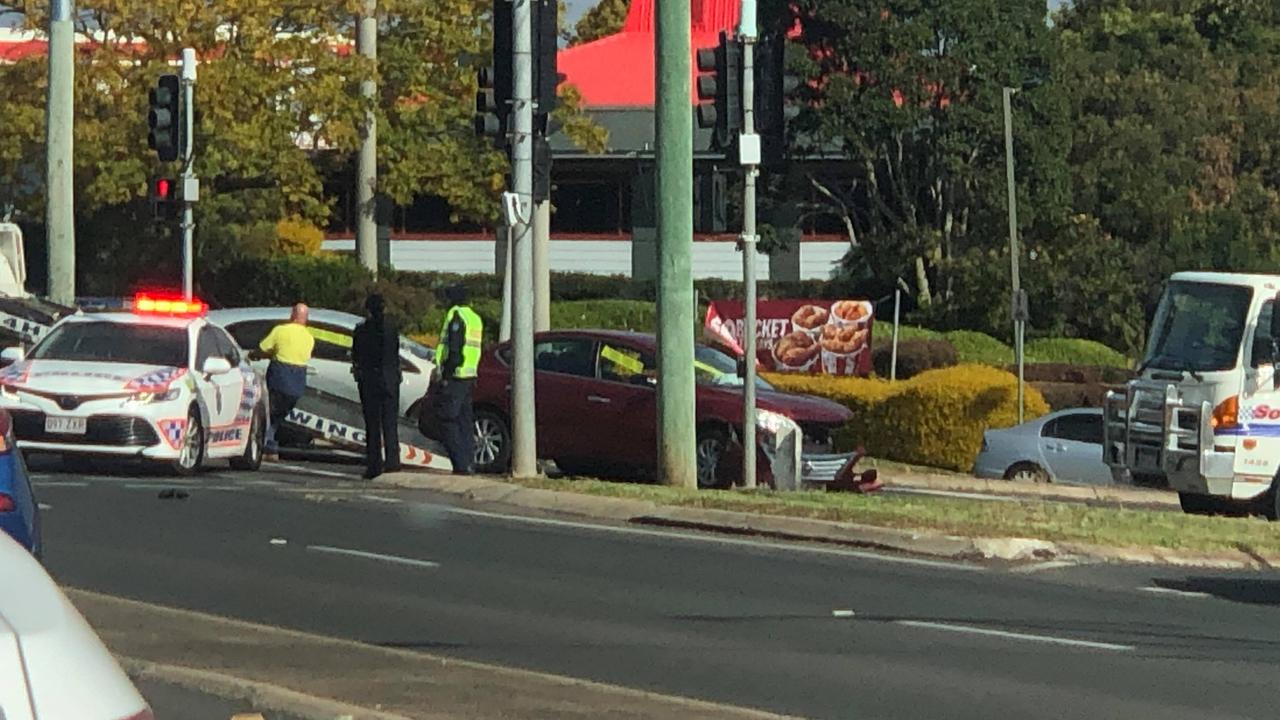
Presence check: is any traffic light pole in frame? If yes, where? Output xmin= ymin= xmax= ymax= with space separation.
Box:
xmin=656 ymin=0 xmax=696 ymax=488
xmin=738 ymin=0 xmax=758 ymax=489
xmin=45 ymin=0 xmax=75 ymax=306
xmin=180 ymin=49 xmax=197 ymax=301
xmin=510 ymin=0 xmax=538 ymax=479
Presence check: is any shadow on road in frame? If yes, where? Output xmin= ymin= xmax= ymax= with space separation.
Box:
xmin=1151 ymin=577 xmax=1280 ymax=606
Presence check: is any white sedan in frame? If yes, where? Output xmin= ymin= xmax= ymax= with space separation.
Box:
xmin=0 ymin=532 xmax=151 ymax=720
xmin=972 ymin=408 xmax=1113 ymax=485
xmin=207 ymin=307 xmax=436 ymax=417
xmin=0 ymin=297 xmax=269 ymax=474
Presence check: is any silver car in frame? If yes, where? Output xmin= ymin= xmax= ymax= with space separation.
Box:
xmin=972 ymin=408 xmax=1112 ymax=485
xmin=207 ymin=307 xmax=436 ymax=418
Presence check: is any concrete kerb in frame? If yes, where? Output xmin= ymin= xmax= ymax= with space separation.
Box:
xmin=120 ymin=657 xmax=412 ymax=720
xmin=880 ymin=468 xmax=1178 ymax=508
xmin=377 ymin=472 xmax=1279 ymax=568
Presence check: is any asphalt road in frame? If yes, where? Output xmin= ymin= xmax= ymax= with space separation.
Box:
xmin=136 ymin=678 xmax=304 ymax=720
xmin=29 ymin=456 xmax=1280 ymax=720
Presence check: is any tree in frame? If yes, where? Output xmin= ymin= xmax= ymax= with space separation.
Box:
xmin=1057 ymin=0 xmax=1280 ymax=349
xmin=785 ymin=0 xmax=1070 ymax=337
xmin=571 ymin=0 xmax=628 ymax=46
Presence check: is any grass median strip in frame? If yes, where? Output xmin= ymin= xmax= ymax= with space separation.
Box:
xmin=510 ymin=477 xmax=1280 ymax=557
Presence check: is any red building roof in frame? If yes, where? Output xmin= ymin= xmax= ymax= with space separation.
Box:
xmin=559 ymin=0 xmax=740 ymax=108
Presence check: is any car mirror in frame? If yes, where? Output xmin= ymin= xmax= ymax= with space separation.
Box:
xmin=1 ymin=346 xmax=24 ymax=364
xmin=202 ymin=357 xmax=233 ymax=375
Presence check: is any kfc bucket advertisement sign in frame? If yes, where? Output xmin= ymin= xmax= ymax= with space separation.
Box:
xmin=704 ymin=299 xmax=874 ymax=376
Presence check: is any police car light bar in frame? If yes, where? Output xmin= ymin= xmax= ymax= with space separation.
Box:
xmin=133 ymin=294 xmax=207 ymax=316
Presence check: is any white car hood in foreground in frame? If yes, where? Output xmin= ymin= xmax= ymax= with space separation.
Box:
xmin=0 ymin=359 xmax=188 ymax=397
xmin=0 ymin=534 xmax=149 ymax=720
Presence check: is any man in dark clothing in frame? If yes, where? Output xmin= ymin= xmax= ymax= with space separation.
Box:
xmin=352 ymin=294 xmax=403 ymax=479
xmin=434 ymin=283 xmax=483 ymax=475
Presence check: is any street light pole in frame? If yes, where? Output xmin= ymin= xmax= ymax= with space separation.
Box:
xmin=46 ymin=0 xmax=75 ymax=306
xmin=655 ymin=0 xmax=697 ymax=488
xmin=1003 ymin=86 xmax=1025 ymax=423
xmin=355 ymin=0 xmax=378 ymax=276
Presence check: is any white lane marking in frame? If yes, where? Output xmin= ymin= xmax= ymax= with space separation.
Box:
xmin=1139 ymin=586 xmax=1212 ymax=599
xmin=269 ymin=538 xmax=288 ymax=546
xmin=37 ymin=503 xmax=52 ymax=511
xmin=832 ymin=609 xmax=856 ymax=618
xmin=896 ymin=620 xmax=1134 ymax=651
xmin=883 ymin=487 xmax=1017 ymax=503
xmin=306 ymin=544 xmax=440 ymax=569
xmin=33 ymin=481 xmax=90 ymax=488
xmin=360 ymin=494 xmax=403 ymax=504
xmin=444 ymin=506 xmax=982 ymax=572
xmin=266 ymin=462 xmax=360 ymax=480
xmin=1011 ymin=560 xmax=1080 ymax=574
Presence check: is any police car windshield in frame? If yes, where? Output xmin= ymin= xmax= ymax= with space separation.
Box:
xmin=32 ymin=321 xmax=189 ymax=367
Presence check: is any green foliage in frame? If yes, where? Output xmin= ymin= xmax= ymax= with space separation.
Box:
xmin=1024 ymin=338 xmax=1129 ymax=368
xmin=945 ymin=330 xmax=1014 ymax=366
xmin=572 ymin=0 xmax=629 ymax=45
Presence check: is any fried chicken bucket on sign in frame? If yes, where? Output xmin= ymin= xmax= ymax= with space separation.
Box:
xmin=772 ymin=330 xmax=821 ymax=372
xmin=819 ymin=324 xmax=870 ymax=375
xmin=829 ymin=300 xmax=872 ymax=329
xmin=790 ymin=304 xmax=830 ymax=337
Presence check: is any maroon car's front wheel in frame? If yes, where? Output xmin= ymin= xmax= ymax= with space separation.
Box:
xmin=695 ymin=426 xmax=733 ymax=490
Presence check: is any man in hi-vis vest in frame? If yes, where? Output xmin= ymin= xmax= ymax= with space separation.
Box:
xmin=435 ymin=284 xmax=483 ymax=475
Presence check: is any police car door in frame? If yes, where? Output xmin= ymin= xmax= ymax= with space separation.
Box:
xmin=195 ymin=325 xmax=242 ymax=442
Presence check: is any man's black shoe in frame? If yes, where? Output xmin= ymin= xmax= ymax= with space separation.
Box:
xmin=363 ymin=469 xmax=382 ymax=480
xmin=384 ymin=463 xmax=404 ymax=474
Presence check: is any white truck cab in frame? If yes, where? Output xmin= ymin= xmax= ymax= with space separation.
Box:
xmin=1104 ymin=272 xmax=1280 ymax=517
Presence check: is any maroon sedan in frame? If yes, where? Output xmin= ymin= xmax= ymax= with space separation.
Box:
xmin=469 ymin=330 xmax=854 ymax=488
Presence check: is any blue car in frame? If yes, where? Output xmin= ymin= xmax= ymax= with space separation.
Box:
xmin=0 ymin=408 xmax=40 ymax=557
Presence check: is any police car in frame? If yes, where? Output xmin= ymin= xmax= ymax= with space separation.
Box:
xmin=0 ymin=295 xmax=268 ymax=475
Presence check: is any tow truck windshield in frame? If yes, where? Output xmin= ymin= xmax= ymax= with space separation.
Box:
xmin=1142 ymin=281 xmax=1252 ymax=374
xmin=32 ymin=321 xmax=189 ymax=367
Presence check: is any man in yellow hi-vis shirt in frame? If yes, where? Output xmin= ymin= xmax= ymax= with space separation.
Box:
xmin=434 ymin=284 xmax=483 ymax=475
xmin=256 ymin=303 xmax=315 ymax=460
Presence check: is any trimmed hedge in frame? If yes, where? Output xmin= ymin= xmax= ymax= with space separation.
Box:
xmin=765 ymin=365 xmax=1050 ymax=472
xmin=1025 ymin=338 xmax=1129 ymax=368
xmin=871 ymin=338 xmax=958 ymax=379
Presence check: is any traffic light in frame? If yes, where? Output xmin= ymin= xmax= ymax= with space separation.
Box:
xmin=475 ymin=0 xmax=514 ymax=148
xmin=695 ymin=32 xmax=742 ymax=150
xmin=147 ymin=74 xmax=182 ymax=162
xmin=533 ymin=0 xmax=559 ymax=132
xmin=755 ymin=32 xmax=800 ymax=166
xmin=150 ymin=176 xmax=178 ymax=219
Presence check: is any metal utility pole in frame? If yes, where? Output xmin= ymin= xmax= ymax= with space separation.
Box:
xmin=655 ymin=0 xmax=696 ymax=488
xmin=45 ymin=0 xmax=75 ymax=305
xmin=738 ymin=0 xmax=759 ymax=489
xmin=1003 ymin=87 xmax=1025 ymax=423
xmin=355 ymin=0 xmax=378 ymax=276
xmin=890 ymin=288 xmax=901 ymax=381
xmin=533 ymin=198 xmax=550 ymax=331
xmin=180 ymin=49 xmax=198 ymax=300
xmin=509 ymin=0 xmax=538 ymax=478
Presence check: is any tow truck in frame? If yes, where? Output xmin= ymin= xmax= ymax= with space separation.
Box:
xmin=0 ymin=222 xmax=450 ymax=472
xmin=1104 ymin=272 xmax=1280 ymax=518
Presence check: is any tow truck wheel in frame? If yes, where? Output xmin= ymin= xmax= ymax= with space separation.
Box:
xmin=172 ymin=408 xmax=204 ymax=476
xmin=229 ymin=408 xmax=265 ymax=471
xmin=1261 ymin=485 xmax=1280 ymax=522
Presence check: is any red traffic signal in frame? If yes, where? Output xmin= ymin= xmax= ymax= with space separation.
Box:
xmin=153 ymin=177 xmax=173 ymax=201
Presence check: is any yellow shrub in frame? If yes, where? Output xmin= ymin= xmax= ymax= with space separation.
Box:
xmin=276 ymin=216 xmax=324 ymax=255
xmin=768 ymin=365 xmax=1048 ymax=472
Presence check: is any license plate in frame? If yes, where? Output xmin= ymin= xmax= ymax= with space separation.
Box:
xmin=45 ymin=416 xmax=86 ymax=435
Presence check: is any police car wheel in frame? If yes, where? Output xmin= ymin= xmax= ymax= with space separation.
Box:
xmin=230 ymin=408 xmax=265 ymax=471
xmin=172 ymin=409 xmax=204 ymax=476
